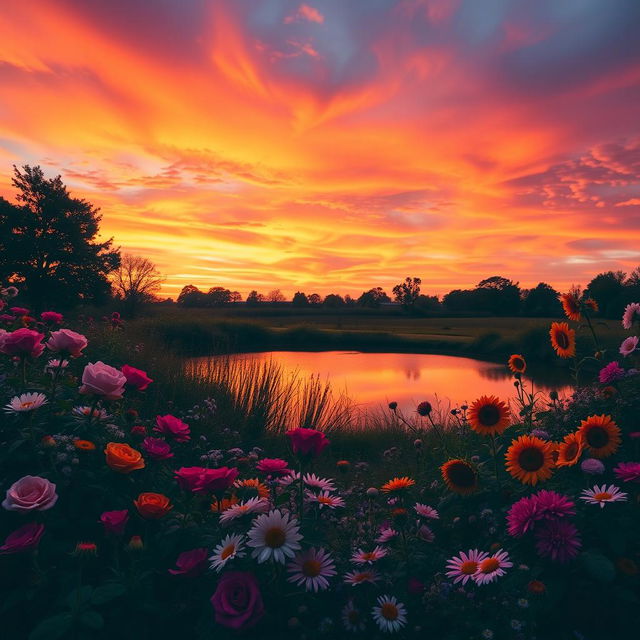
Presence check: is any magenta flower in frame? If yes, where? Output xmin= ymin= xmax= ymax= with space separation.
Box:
xmin=0 ymin=522 xmax=45 ymax=554
xmin=286 ymin=427 xmax=329 ymax=458
xmin=613 ymin=462 xmax=640 ymax=483
xmin=169 ymin=548 xmax=209 ymax=577
xmin=534 ymin=490 xmax=575 ymax=520
xmin=0 ymin=328 xmax=45 ymax=357
xmin=99 ymin=510 xmax=129 ymax=535
xmin=211 ymin=572 xmax=265 ymax=630
xmin=174 ymin=466 xmax=238 ymax=493
xmin=535 ymin=520 xmax=581 ymax=563
xmin=79 ymin=361 xmax=126 ymax=399
xmin=121 ymin=365 xmax=153 ymax=391
xmin=174 ymin=467 xmax=206 ymax=491
xmin=507 ymin=495 xmax=540 ymax=537
xmin=47 ymin=329 xmax=88 ymax=357
xmin=256 ymin=458 xmax=291 ymax=477
xmin=154 ymin=414 xmax=190 ymax=442
xmin=9 ymin=307 xmax=29 ymax=316
xmin=598 ymin=361 xmax=625 ymax=384
xmin=622 ymin=302 xmax=640 ymax=329
xmin=142 ymin=437 xmax=174 ymax=460
xmin=619 ymin=336 xmax=639 ymax=357
xmin=40 ymin=311 xmax=63 ymax=325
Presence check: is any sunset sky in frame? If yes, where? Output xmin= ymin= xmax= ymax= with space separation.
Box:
xmin=1 ymin=0 xmax=639 ymax=299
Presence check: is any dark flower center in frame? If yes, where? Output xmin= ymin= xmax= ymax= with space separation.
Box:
xmin=264 ymin=527 xmax=286 ymax=548
xmin=555 ymin=331 xmax=569 ymax=349
xmin=478 ymin=405 xmax=500 ymax=426
xmin=518 ymin=447 xmax=544 ymax=471
xmin=447 ymin=462 xmax=476 ymax=487
xmin=586 ymin=426 xmax=608 ymax=448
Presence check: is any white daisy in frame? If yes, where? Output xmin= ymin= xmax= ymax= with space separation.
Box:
xmin=372 ymin=595 xmax=407 ymax=633
xmin=286 ymin=547 xmax=336 ymax=592
xmin=4 ymin=392 xmax=48 ymax=413
xmin=342 ymin=601 xmax=366 ymax=632
xmin=305 ymin=490 xmax=345 ymax=509
xmin=351 ymin=546 xmax=388 ymax=565
xmin=72 ymin=405 xmax=109 ymax=421
xmin=473 ymin=549 xmax=513 ymax=585
xmin=246 ymin=509 xmax=302 ymax=564
xmin=580 ymin=484 xmax=628 ymax=508
xmin=209 ymin=533 xmax=245 ymax=572
xmin=414 ymin=503 xmax=439 ymax=520
xmin=218 ymin=497 xmax=269 ymax=525
xmin=343 ymin=569 xmax=380 ymax=586
xmin=303 ymin=473 xmax=336 ymax=492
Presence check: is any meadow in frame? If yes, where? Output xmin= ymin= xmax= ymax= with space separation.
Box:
xmin=1 ymin=288 xmax=639 ymax=640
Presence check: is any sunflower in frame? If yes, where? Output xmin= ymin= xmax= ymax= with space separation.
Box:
xmin=210 ymin=495 xmax=240 ymax=513
xmin=560 ymin=292 xmax=582 ymax=322
xmin=468 ymin=396 xmax=510 ymax=436
xmin=584 ymin=298 xmax=599 ymax=313
xmin=507 ymin=354 xmax=526 ymax=374
xmin=234 ymin=478 xmax=270 ymax=499
xmin=578 ymin=414 xmax=621 ymax=458
xmin=441 ymin=459 xmax=478 ymax=495
xmin=381 ymin=477 xmax=415 ymax=493
xmin=549 ymin=322 xmax=576 ymax=358
xmin=555 ymin=432 xmax=584 ymax=467
xmin=505 ymin=435 xmax=554 ymax=485
xmin=74 ymin=439 xmax=96 ymax=451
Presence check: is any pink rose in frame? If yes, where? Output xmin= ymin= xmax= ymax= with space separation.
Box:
xmin=121 ymin=365 xmax=153 ymax=391
xmin=47 ymin=329 xmax=88 ymax=358
xmin=286 ymin=427 xmax=330 ymax=459
xmin=198 ymin=467 xmax=239 ymax=494
xmin=169 ymin=548 xmax=209 ymax=577
xmin=0 ymin=328 xmax=45 ymax=357
xmin=256 ymin=458 xmax=291 ymax=477
xmin=211 ymin=572 xmax=264 ymax=630
xmin=154 ymin=414 xmax=190 ymax=442
xmin=79 ymin=361 xmax=126 ymax=400
xmin=2 ymin=475 xmax=58 ymax=512
xmin=10 ymin=307 xmax=30 ymax=316
xmin=174 ymin=467 xmax=207 ymax=492
xmin=0 ymin=522 xmax=45 ymax=554
xmin=142 ymin=437 xmax=174 ymax=460
xmin=40 ymin=311 xmax=63 ymax=325
xmin=99 ymin=510 xmax=129 ymax=535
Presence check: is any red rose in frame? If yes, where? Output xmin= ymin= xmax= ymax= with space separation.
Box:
xmin=0 ymin=522 xmax=45 ymax=554
xmin=154 ymin=414 xmax=190 ymax=442
xmin=121 ymin=365 xmax=153 ymax=391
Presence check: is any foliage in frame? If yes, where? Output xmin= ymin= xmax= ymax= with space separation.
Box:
xmin=112 ymin=254 xmax=164 ymax=317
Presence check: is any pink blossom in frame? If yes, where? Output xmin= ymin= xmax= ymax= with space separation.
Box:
xmin=142 ymin=437 xmax=174 ymax=460
xmin=619 ymin=336 xmax=639 ymax=357
xmin=535 ymin=520 xmax=581 ymax=563
xmin=47 ymin=329 xmax=88 ymax=357
xmin=79 ymin=361 xmax=126 ymax=400
xmin=169 ymin=548 xmax=209 ymax=577
xmin=40 ymin=311 xmax=63 ymax=325
xmin=99 ymin=510 xmax=129 ymax=535
xmin=622 ymin=302 xmax=640 ymax=329
xmin=2 ymin=475 xmax=58 ymax=512
xmin=174 ymin=466 xmax=238 ymax=493
xmin=256 ymin=458 xmax=291 ymax=477
xmin=0 ymin=328 xmax=45 ymax=357
xmin=121 ymin=365 xmax=153 ymax=391
xmin=613 ymin=462 xmax=640 ymax=483
xmin=286 ymin=427 xmax=329 ymax=458
xmin=9 ymin=307 xmax=29 ymax=316
xmin=0 ymin=522 xmax=45 ymax=554
xmin=211 ymin=572 xmax=265 ymax=630
xmin=154 ymin=414 xmax=190 ymax=442
xmin=598 ymin=361 xmax=625 ymax=384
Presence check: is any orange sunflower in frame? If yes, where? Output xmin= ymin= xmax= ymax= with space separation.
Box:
xmin=507 ymin=354 xmax=526 ymax=374
xmin=560 ymin=292 xmax=582 ymax=322
xmin=555 ymin=432 xmax=584 ymax=467
xmin=577 ymin=414 xmax=621 ymax=458
xmin=468 ymin=396 xmax=510 ymax=437
xmin=234 ymin=478 xmax=270 ymax=499
xmin=210 ymin=495 xmax=239 ymax=513
xmin=441 ymin=459 xmax=478 ymax=495
xmin=74 ymin=439 xmax=96 ymax=451
xmin=381 ymin=477 xmax=416 ymax=493
xmin=505 ymin=435 xmax=554 ymax=485
xmin=549 ymin=322 xmax=576 ymax=358
xmin=584 ymin=298 xmax=599 ymax=313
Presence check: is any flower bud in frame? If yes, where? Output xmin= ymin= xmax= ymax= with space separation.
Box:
xmin=416 ymin=401 xmax=432 ymax=416
xmin=388 ymin=402 xmax=398 ymax=411
xmin=74 ymin=542 xmax=97 ymax=557
xmin=366 ymin=487 xmax=379 ymax=498
xmin=127 ymin=535 xmax=144 ymax=551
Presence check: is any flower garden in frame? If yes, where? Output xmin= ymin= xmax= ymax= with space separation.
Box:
xmin=1 ymin=285 xmax=639 ymax=640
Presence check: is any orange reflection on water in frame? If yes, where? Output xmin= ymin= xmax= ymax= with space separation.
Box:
xmin=202 ymin=351 xmax=571 ymax=413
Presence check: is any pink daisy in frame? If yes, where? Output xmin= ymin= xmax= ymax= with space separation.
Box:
xmin=619 ymin=336 xmax=639 ymax=357
xmin=414 ymin=503 xmax=439 ymax=520
xmin=473 ymin=549 xmax=513 ymax=585
xmin=218 ymin=497 xmax=269 ymax=525
xmin=614 ymin=462 xmax=640 ymax=483
xmin=303 ymin=473 xmax=336 ymax=492
xmin=535 ymin=520 xmax=581 ymax=563
xmin=580 ymin=484 xmax=628 ymax=508
xmin=287 ymin=547 xmax=336 ymax=592
xmin=622 ymin=302 xmax=640 ymax=329
xmin=376 ymin=527 xmax=398 ymax=544
xmin=445 ymin=549 xmax=489 ymax=585
xmin=343 ymin=569 xmax=380 ymax=586
xmin=305 ymin=490 xmax=345 ymax=509
xmin=350 ymin=546 xmax=388 ymax=565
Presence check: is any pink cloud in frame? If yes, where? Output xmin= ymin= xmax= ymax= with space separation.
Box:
xmin=284 ymin=4 xmax=324 ymax=25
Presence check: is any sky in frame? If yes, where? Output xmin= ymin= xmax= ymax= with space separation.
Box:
xmin=1 ymin=0 xmax=639 ymax=299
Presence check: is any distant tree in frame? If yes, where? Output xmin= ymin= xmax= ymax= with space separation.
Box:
xmin=0 ymin=164 xmax=120 ymax=309
xmin=392 ymin=277 xmax=421 ymax=311
xmin=246 ymin=290 xmax=264 ymax=305
xmin=112 ymin=254 xmax=164 ymax=317
xmin=442 ymin=289 xmax=478 ymax=314
xmin=476 ymin=276 xmax=521 ymax=315
xmin=414 ymin=294 xmax=441 ymax=314
xmin=292 ymin=291 xmax=309 ymax=306
xmin=357 ymin=287 xmax=391 ymax=308
xmin=267 ymin=289 xmax=286 ymax=303
xmin=585 ymin=271 xmax=626 ymax=317
xmin=229 ymin=291 xmax=242 ymax=303
xmin=521 ymin=282 xmax=562 ymax=316
xmin=627 ymin=266 xmax=640 ymax=286
xmin=207 ymin=286 xmax=232 ymax=305
xmin=308 ymin=293 xmax=323 ymax=305
xmin=344 ymin=294 xmax=356 ymax=306
xmin=323 ymin=294 xmax=345 ymax=307
xmin=177 ymin=284 xmax=206 ymax=307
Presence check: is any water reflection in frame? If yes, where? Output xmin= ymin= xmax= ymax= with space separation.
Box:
xmin=189 ymin=351 xmax=572 ymax=415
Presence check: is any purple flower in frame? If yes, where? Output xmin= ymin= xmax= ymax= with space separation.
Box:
xmin=581 ymin=458 xmax=605 ymax=475
xmin=598 ymin=361 xmax=625 ymax=384
xmin=535 ymin=520 xmax=581 ymax=563
xmin=507 ymin=495 xmax=540 ymax=538
xmin=0 ymin=522 xmax=45 ymax=554
xmin=534 ymin=490 xmax=575 ymax=520
xmin=211 ymin=572 xmax=265 ymax=630
xmin=142 ymin=437 xmax=174 ymax=461
xmin=614 ymin=462 xmax=640 ymax=483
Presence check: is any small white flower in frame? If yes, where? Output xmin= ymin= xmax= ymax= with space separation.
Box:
xmin=343 ymin=569 xmax=380 ymax=586
xmin=580 ymin=484 xmax=628 ymax=508
xmin=305 ymin=490 xmax=345 ymax=509
xmin=4 ymin=392 xmax=48 ymax=413
xmin=303 ymin=473 xmax=336 ymax=492
xmin=371 ymin=595 xmax=407 ymax=633
xmin=209 ymin=534 xmax=245 ymax=572
xmin=351 ymin=546 xmax=387 ymax=565
xmin=246 ymin=509 xmax=302 ymax=564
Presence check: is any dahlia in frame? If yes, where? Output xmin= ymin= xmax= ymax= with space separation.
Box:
xmin=535 ymin=520 xmax=581 ymax=563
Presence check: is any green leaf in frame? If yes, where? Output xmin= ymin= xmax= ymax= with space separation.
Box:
xmin=80 ymin=610 xmax=104 ymax=630
xmin=29 ymin=614 xmax=73 ymax=640
xmin=91 ymin=583 xmax=126 ymax=605
xmin=66 ymin=586 xmax=94 ymax=609
xmin=580 ymin=551 xmax=615 ymax=583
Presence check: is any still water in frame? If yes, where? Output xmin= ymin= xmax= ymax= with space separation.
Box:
xmin=191 ymin=351 xmax=571 ymax=414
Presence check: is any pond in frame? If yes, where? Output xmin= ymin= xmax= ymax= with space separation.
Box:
xmin=189 ymin=351 xmax=572 ymax=415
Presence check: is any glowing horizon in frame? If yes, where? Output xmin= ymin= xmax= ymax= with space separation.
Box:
xmin=1 ymin=0 xmax=639 ymax=299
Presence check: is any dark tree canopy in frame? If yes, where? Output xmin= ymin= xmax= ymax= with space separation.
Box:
xmin=112 ymin=254 xmax=163 ymax=317
xmin=292 ymin=291 xmax=309 ymax=306
xmin=392 ymin=277 xmax=421 ymax=310
xmin=521 ymin=282 xmax=562 ymax=316
xmin=585 ymin=270 xmax=628 ymax=318
xmin=323 ymin=293 xmax=345 ymax=307
xmin=0 ymin=165 xmax=120 ymax=309
xmin=357 ymin=287 xmax=391 ymax=308
xmin=246 ymin=290 xmax=264 ymax=305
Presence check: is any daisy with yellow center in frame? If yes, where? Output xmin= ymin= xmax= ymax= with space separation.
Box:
xmin=234 ymin=477 xmax=270 ymax=499
xmin=555 ymin=432 xmax=584 ymax=467
xmin=372 ymin=595 xmax=407 ymax=633
xmin=580 ymin=484 xmax=627 ymax=508
xmin=445 ymin=549 xmax=489 ymax=585
xmin=473 ymin=549 xmax=513 ymax=585
xmin=286 ymin=547 xmax=336 ymax=592
xmin=351 ymin=546 xmax=388 ymax=565
xmin=305 ymin=490 xmax=345 ymax=509
xmin=577 ymin=414 xmax=621 ymax=458
xmin=246 ymin=509 xmax=302 ymax=564
xmin=343 ymin=570 xmax=380 ymax=586
xmin=441 ymin=459 xmax=479 ymax=495
xmin=381 ymin=476 xmax=415 ymax=493
xmin=468 ymin=395 xmax=510 ymax=436
xmin=4 ymin=392 xmax=48 ymax=413
xmin=508 ymin=354 xmax=527 ymax=374
xmin=209 ymin=533 xmax=245 ymax=572
xmin=550 ymin=322 xmax=576 ymax=358
xmin=505 ymin=435 xmax=555 ymax=485
xmin=218 ymin=497 xmax=269 ymax=524
xmin=560 ymin=292 xmax=582 ymax=322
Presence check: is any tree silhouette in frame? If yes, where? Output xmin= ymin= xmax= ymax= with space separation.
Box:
xmin=0 ymin=165 xmax=120 ymax=309
xmin=357 ymin=287 xmax=391 ymax=308
xmin=521 ymin=282 xmax=561 ymax=316
xmin=392 ymin=277 xmax=421 ymax=310
xmin=246 ymin=290 xmax=264 ymax=305
xmin=267 ymin=289 xmax=286 ymax=302
xmin=112 ymin=254 xmax=163 ymax=317
xmin=586 ymin=271 xmax=626 ymax=317
xmin=292 ymin=291 xmax=309 ymax=306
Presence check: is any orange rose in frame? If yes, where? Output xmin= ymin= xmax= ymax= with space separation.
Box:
xmin=105 ymin=442 xmax=145 ymax=473
xmin=134 ymin=492 xmax=172 ymax=519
